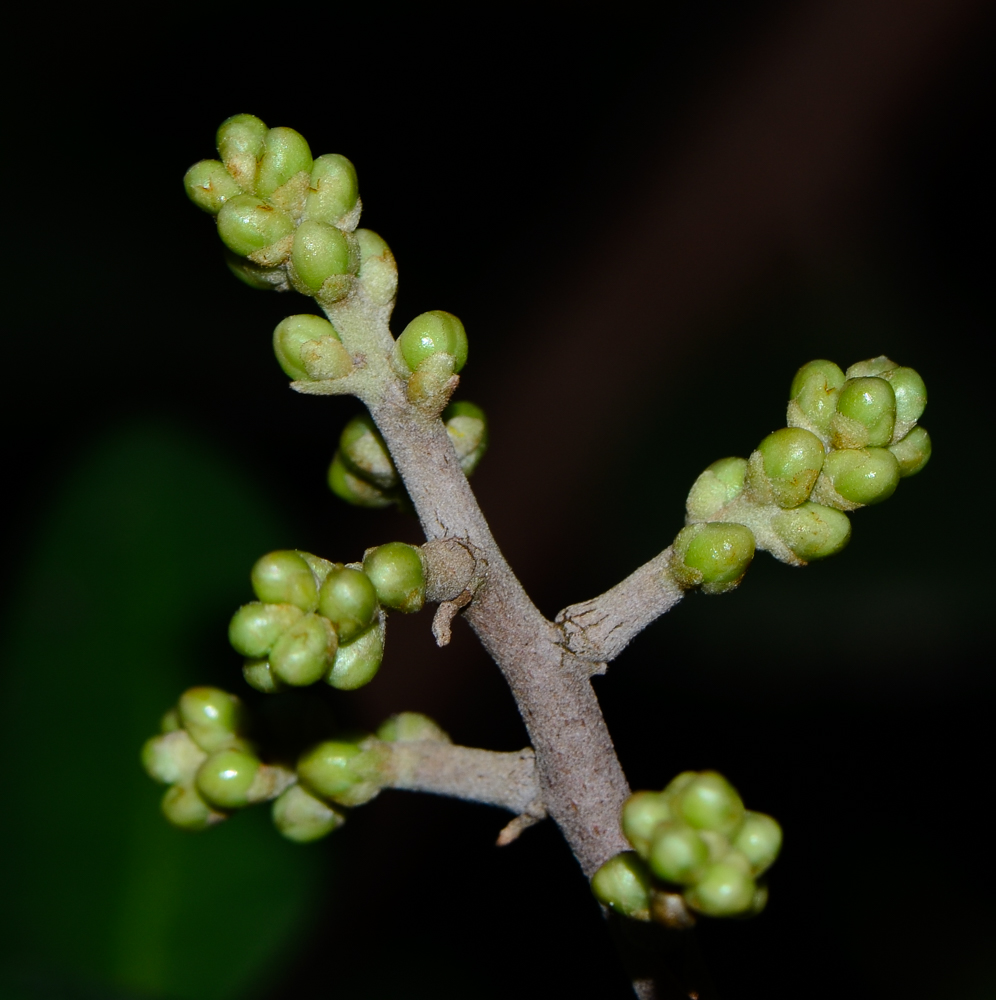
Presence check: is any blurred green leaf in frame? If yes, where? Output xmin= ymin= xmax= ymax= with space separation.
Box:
xmin=0 ymin=422 xmax=328 ymax=999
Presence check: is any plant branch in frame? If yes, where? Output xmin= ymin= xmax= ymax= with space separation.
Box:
xmin=556 ymin=548 xmax=684 ymax=672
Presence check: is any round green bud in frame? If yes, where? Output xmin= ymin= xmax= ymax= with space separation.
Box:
xmin=216 ymin=113 xmax=268 ymax=163
xmin=686 ymin=457 xmax=748 ymax=521
xmin=685 ymin=859 xmax=757 ymax=917
xmin=376 ymin=712 xmax=450 ymax=744
xmin=339 ymin=414 xmax=398 ymax=491
xmin=363 ymin=542 xmax=426 ymax=612
xmin=845 ymin=355 xmax=897 ymax=379
xmin=256 ymin=127 xmax=313 ymax=199
xmin=217 ymin=195 xmax=294 ymax=257
xmin=889 ymin=426 xmax=931 ymax=477
xmin=733 ymin=811 xmax=782 ymax=876
xmin=306 ymin=154 xmax=359 ymax=226
xmin=184 ymin=159 xmax=243 ymax=214
xmin=291 ymin=220 xmax=353 ymax=291
xmin=161 ymin=783 xmax=223 ymax=831
xmin=142 ymin=730 xmax=206 ymax=786
xmin=273 ymin=314 xmax=343 ymax=381
xmin=355 ymin=228 xmax=389 ymax=259
xmin=327 ymin=452 xmax=395 ymax=509
xmin=833 ymin=377 xmax=897 ymax=449
xmin=228 ymin=601 xmax=304 ymax=658
xmin=881 ymin=366 xmax=927 ymax=428
xmin=591 ymin=852 xmax=653 ymax=920
xmin=755 ymin=428 xmax=825 ymax=508
xmin=673 ymin=771 xmax=745 ymax=836
xmin=672 ymin=523 xmax=755 ymax=595
xmin=648 ymin=822 xmax=710 ymax=885
xmin=354 ymin=228 xmax=397 ymax=304
xmin=269 ymin=613 xmax=337 ymax=686
xmin=662 ymin=771 xmax=698 ymax=799
xmin=326 ymin=618 xmax=384 ymax=690
xmin=788 ymin=360 xmax=846 ymax=437
xmin=251 ymin=550 xmax=318 ymax=610
xmin=243 ymin=658 xmax=282 ymax=694
xmin=178 ymin=687 xmax=246 ymax=753
xmin=195 ymin=747 xmax=261 ymax=809
xmin=272 ymin=784 xmax=345 ymax=843
xmin=443 ymin=401 xmax=489 ymax=476
xmin=771 ymin=501 xmax=851 ymax=562
xmin=621 ymin=791 xmax=673 ymax=859
xmin=822 ymin=447 xmax=900 ymax=506
xmin=216 ymin=113 xmax=267 ymax=190
xmin=397 ymin=311 xmax=468 ymax=374
xmin=318 ymin=567 xmax=379 ymax=644
xmin=297 ymin=740 xmax=382 ymax=807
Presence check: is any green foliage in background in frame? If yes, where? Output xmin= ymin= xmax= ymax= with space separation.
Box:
xmin=0 ymin=423 xmax=327 ymax=999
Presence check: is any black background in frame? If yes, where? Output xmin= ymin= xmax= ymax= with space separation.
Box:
xmin=3 ymin=2 xmax=994 ymax=997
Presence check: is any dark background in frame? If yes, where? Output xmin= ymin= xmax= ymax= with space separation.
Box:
xmin=2 ymin=2 xmax=993 ymax=998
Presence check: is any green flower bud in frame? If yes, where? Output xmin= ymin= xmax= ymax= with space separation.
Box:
xmin=821 ymin=447 xmax=901 ymax=506
xmin=305 ymin=154 xmax=359 ymax=226
xmin=327 ymin=452 xmax=395 ymax=509
xmin=273 ymin=314 xmax=344 ymax=381
xmin=196 ymin=747 xmax=262 ymax=809
xmin=591 ymin=852 xmax=653 ymax=920
xmin=297 ymin=740 xmax=383 ymax=807
xmin=751 ymin=428 xmax=825 ymax=508
xmin=732 ymin=812 xmax=782 ymax=876
xmin=832 ymin=377 xmax=897 ymax=449
xmin=217 ymin=195 xmax=294 ymax=257
xmin=291 ymin=220 xmax=354 ymax=292
xmin=216 ymin=113 xmax=267 ymax=190
xmin=178 ymin=687 xmax=246 ymax=753
xmin=673 ymin=772 xmax=745 ymax=836
xmin=376 ymin=712 xmax=451 ymax=744
xmin=184 ymin=159 xmax=243 ymax=214
xmin=889 ymin=426 xmax=931 ymax=477
xmin=787 ymin=360 xmax=846 ymax=438
xmin=229 ymin=601 xmax=304 ymax=658
xmin=648 ymin=823 xmax=710 ymax=885
xmin=685 ymin=858 xmax=757 ymax=917
xmin=397 ymin=311 xmax=468 ymax=374
xmin=354 ymin=228 xmax=397 ymax=305
xmin=326 ymin=616 xmax=385 ymax=690
xmin=685 ymin=457 xmax=747 ymax=522
xmin=318 ymin=567 xmax=379 ymax=644
xmin=142 ymin=730 xmax=206 ymax=786
xmin=339 ymin=414 xmax=398 ymax=491
xmin=771 ymin=501 xmax=851 ymax=562
xmin=243 ymin=658 xmax=282 ymax=694
xmin=272 ymin=784 xmax=345 ymax=843
xmin=162 ymin=783 xmax=224 ymax=831
xmin=881 ymin=366 xmax=927 ymax=431
xmin=160 ymin=708 xmax=181 ymax=733
xmin=256 ymin=127 xmax=313 ymax=199
xmin=663 ymin=771 xmax=698 ymax=798
xmin=443 ymin=401 xmax=489 ymax=476
xmin=845 ymin=355 xmax=897 ymax=379
xmin=363 ymin=542 xmax=426 ymax=612
xmin=621 ymin=791 xmax=673 ymax=859
xmin=672 ymin=523 xmax=755 ymax=595
xmin=251 ymin=550 xmax=319 ymax=610
xmin=269 ymin=613 xmax=337 ymax=687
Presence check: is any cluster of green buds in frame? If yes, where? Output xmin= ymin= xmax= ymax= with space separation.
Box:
xmin=592 ymin=772 xmax=781 ymax=922
xmin=671 ymin=356 xmax=930 ymax=594
xmin=143 ymin=699 xmax=450 ymax=843
xmin=141 ymin=687 xmax=293 ymax=830
xmin=329 ymin=402 xmax=489 ymax=508
xmin=183 ymin=114 xmax=397 ymax=309
xmin=228 ymin=544 xmax=426 ymax=693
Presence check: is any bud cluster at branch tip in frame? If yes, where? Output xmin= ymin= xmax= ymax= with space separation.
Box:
xmin=592 ymin=771 xmax=781 ymax=922
xmin=671 ymin=356 xmax=930 ymax=593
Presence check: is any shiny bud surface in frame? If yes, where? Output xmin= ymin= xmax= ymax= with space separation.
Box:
xmin=251 ymin=550 xmax=318 ymax=610
xmin=217 ymin=196 xmax=294 ymax=257
xmin=195 ymin=747 xmax=261 ymax=809
xmin=397 ymin=311 xmax=468 ymax=374
xmin=178 ymin=687 xmax=246 ymax=753
xmin=269 ymin=613 xmax=337 ymax=686
xmin=229 ymin=601 xmax=304 ymax=658
xmin=363 ymin=542 xmax=425 ymax=612
xmin=591 ymin=852 xmax=652 ymax=920
xmin=318 ymin=567 xmax=379 ymax=644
